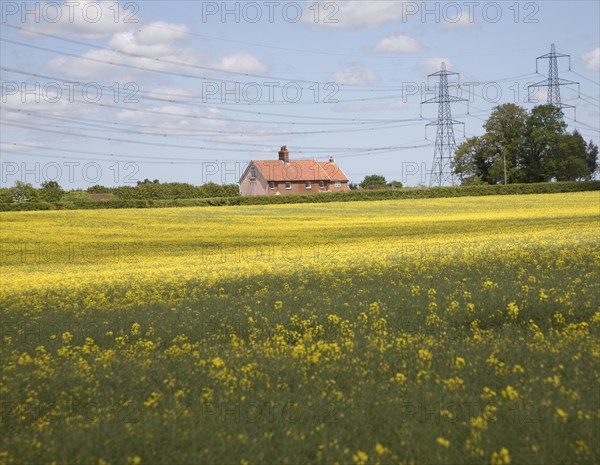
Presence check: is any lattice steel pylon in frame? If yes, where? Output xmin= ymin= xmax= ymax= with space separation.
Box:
xmin=528 ymin=44 xmax=580 ymax=118
xmin=421 ymin=62 xmax=467 ymax=187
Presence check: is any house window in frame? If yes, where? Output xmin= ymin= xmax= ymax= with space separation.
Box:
xmin=270 ymin=182 xmax=276 ymax=189
xmin=285 ymin=182 xmax=292 ymax=190
xmin=319 ymin=181 xmax=325 ymax=188
xmin=250 ymin=167 xmax=257 ymax=180
xmin=305 ymin=181 xmax=312 ymax=189
xmin=334 ymin=181 xmax=341 ymax=187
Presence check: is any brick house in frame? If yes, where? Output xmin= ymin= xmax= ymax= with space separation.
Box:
xmin=239 ymin=146 xmax=350 ymax=196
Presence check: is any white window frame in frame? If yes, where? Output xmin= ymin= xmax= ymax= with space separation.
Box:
xmin=334 ymin=181 xmax=341 ymax=187
xmin=270 ymin=181 xmax=276 ymax=190
xmin=250 ymin=167 xmax=257 ymax=180
xmin=285 ymin=182 xmax=292 ymax=190
xmin=319 ymin=181 xmax=325 ymax=189
xmin=305 ymin=181 xmax=312 ymax=189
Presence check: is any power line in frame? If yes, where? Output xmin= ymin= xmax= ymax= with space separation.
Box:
xmin=1 ymin=25 xmax=406 ymax=90
xmin=0 ymin=67 xmax=409 ymax=123
xmin=1 ymin=108 xmax=428 ymax=152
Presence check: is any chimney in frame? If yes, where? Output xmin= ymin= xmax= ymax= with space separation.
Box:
xmin=278 ymin=145 xmax=289 ymax=163
xmin=328 ymin=155 xmax=335 ymax=163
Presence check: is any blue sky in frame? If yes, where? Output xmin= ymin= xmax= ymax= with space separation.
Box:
xmin=1 ymin=0 xmax=599 ymax=188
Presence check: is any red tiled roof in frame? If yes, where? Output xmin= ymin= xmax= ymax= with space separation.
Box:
xmin=249 ymin=160 xmax=349 ymax=182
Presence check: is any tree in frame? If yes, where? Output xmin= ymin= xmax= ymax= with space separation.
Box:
xmin=387 ymin=180 xmax=403 ymax=189
xmin=483 ymin=103 xmax=528 ymax=184
xmin=454 ymin=103 xmax=596 ymax=184
xmin=39 ymin=181 xmax=65 ymax=202
xmin=359 ymin=175 xmax=387 ymax=189
xmin=454 ymin=104 xmax=528 ymax=185
xmin=11 ymin=181 xmax=38 ymax=203
xmin=585 ymin=140 xmax=599 ymax=179
xmin=546 ymin=130 xmax=590 ymax=181
xmin=87 ymin=185 xmax=112 ymax=193
xmin=453 ymin=136 xmax=492 ymax=184
xmin=521 ymin=104 xmax=567 ymax=182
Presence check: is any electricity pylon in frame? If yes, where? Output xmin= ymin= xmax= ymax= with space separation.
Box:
xmin=528 ymin=43 xmax=580 ymax=118
xmin=421 ymin=62 xmax=467 ymax=187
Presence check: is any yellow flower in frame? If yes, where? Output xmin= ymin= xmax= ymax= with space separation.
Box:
xmin=507 ymin=301 xmax=519 ymax=319
xmin=418 ymin=349 xmax=432 ymax=362
xmin=482 ymin=279 xmax=497 ymax=289
xmin=455 ymin=357 xmax=466 ymax=369
xmin=501 ymin=385 xmax=519 ymax=400
xmin=375 ymin=443 xmax=387 ymax=456
xmin=395 ymin=372 xmax=407 ymax=385
xmin=471 ymin=416 xmax=488 ymax=430
xmin=555 ymin=408 xmax=568 ymax=422
xmin=352 ymin=450 xmax=368 ymax=465
xmin=490 ymin=447 xmax=511 ymax=465
xmin=436 ymin=437 xmax=450 ymax=448
xmin=143 ymin=392 xmax=161 ymax=408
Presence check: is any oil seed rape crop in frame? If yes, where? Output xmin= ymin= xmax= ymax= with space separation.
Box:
xmin=1 ymin=191 xmax=599 ymax=464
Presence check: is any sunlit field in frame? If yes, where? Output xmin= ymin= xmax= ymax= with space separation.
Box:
xmin=1 ymin=192 xmax=599 ymax=465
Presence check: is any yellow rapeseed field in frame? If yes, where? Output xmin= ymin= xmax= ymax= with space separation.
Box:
xmin=1 ymin=191 xmax=599 ymax=464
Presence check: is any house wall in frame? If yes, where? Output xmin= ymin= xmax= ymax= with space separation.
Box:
xmin=265 ymin=181 xmax=350 ymax=196
xmin=239 ymin=172 xmax=269 ymax=196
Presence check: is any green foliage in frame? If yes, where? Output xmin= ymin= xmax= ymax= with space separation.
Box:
xmin=0 ymin=188 xmax=13 ymax=203
xmin=61 ymin=190 xmax=92 ymax=202
xmin=455 ymin=104 xmax=597 ymax=184
xmin=585 ymin=139 xmax=599 ymax=178
xmin=87 ymin=185 xmax=113 ymax=194
xmin=39 ymin=181 xmax=65 ymax=202
xmin=110 ymin=182 xmax=239 ymax=200
xmin=10 ymin=181 xmax=39 ymax=203
xmin=2 ymin=181 xmax=598 ymax=212
xmin=359 ymin=174 xmax=388 ymax=189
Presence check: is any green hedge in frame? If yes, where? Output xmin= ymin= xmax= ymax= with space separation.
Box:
xmin=0 ymin=202 xmax=53 ymax=212
xmin=101 ymin=182 xmax=239 ymax=200
xmin=1 ymin=181 xmax=598 ymax=212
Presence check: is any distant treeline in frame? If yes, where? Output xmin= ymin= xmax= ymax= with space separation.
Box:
xmin=1 ymin=181 xmax=598 ymax=212
xmin=0 ymin=181 xmax=239 ymax=204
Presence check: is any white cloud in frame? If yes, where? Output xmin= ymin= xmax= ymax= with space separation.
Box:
xmin=375 ymin=34 xmax=422 ymax=54
xmin=135 ymin=22 xmax=190 ymax=45
xmin=419 ymin=57 xmax=453 ymax=74
xmin=442 ymin=13 xmax=476 ymax=29
xmin=582 ymin=47 xmax=600 ymax=71
xmin=20 ymin=1 xmax=135 ymax=39
xmin=329 ymin=68 xmax=377 ymax=86
xmin=108 ymin=26 xmax=188 ymax=57
xmin=304 ymin=0 xmax=411 ymax=29
xmin=46 ymin=23 xmax=269 ymax=82
xmin=43 ymin=18 xmax=205 ymax=82
xmin=218 ymin=53 xmax=268 ymax=74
